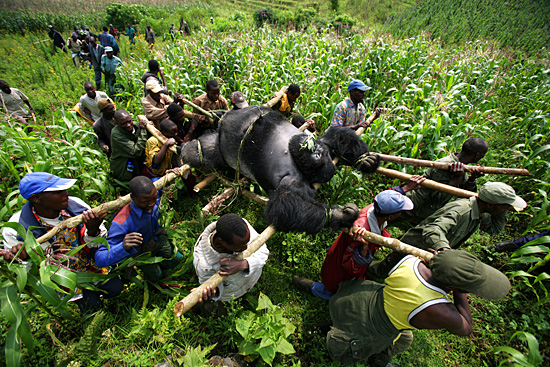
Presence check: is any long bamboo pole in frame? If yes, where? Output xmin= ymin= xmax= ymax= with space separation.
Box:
xmin=351 ymin=226 xmax=434 ymax=262
xmin=263 ymin=86 xmax=288 ymax=108
xmin=377 ymin=167 xmax=477 ymax=198
xmin=173 ymin=224 xmax=276 ymax=317
xmin=36 ymin=166 xmax=190 ymax=244
xmin=377 ymin=153 xmax=531 ymax=176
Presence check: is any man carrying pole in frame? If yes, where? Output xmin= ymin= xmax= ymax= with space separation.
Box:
xmin=368 ymin=181 xmax=527 ymax=278
xmin=192 ymin=213 xmax=269 ymax=314
xmin=400 ymin=137 xmax=488 ymax=224
xmin=326 ymin=248 xmax=510 ymax=366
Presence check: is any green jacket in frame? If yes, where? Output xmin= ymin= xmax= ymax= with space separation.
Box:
xmin=400 ymin=196 xmax=508 ymax=251
xmin=110 ymin=123 xmax=148 ymax=182
xmin=404 ymin=154 xmax=477 ymax=221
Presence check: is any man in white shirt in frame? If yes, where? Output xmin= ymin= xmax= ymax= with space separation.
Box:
xmin=0 ymin=79 xmax=34 ymax=126
xmin=193 ymin=213 xmax=269 ymax=305
xmin=76 ymin=81 xmax=109 ymax=124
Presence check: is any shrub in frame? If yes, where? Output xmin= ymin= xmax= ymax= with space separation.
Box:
xmin=105 ymin=3 xmax=148 ymax=30
xmin=253 ymin=8 xmax=277 ymax=28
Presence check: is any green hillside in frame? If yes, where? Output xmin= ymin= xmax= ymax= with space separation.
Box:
xmin=385 ymin=0 xmax=550 ymax=56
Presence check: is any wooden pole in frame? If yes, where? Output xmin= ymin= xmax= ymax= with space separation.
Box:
xmin=174 ymin=224 xmax=276 ymax=317
xmin=201 ymin=186 xmax=235 ymax=217
xmin=194 ymin=174 xmax=217 ymax=192
xmin=181 ymin=98 xmax=214 ymax=119
xmin=377 ymin=153 xmax=531 ymax=176
xmin=218 ymin=177 xmax=268 ymax=205
xmin=139 ymin=115 xmax=178 ymax=154
xmin=36 ymin=166 xmax=190 ymax=244
xmin=263 ymin=86 xmax=288 ymax=108
xmin=376 ymin=167 xmax=477 ymax=198
xmin=351 ymin=226 xmax=434 ymax=262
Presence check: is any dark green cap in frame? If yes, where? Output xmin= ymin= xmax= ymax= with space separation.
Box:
xmin=430 ymin=249 xmax=510 ymax=300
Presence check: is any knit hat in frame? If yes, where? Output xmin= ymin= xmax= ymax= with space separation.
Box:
xmin=104 ymin=46 xmax=113 ymax=53
xmin=478 ymin=182 xmax=526 ymax=212
xmin=19 ymin=172 xmax=76 ymax=199
xmin=430 ymin=249 xmax=510 ymax=300
xmin=374 ymin=190 xmax=414 ymax=215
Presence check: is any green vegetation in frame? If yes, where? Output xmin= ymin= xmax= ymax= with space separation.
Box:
xmin=385 ymin=0 xmax=550 ymax=56
xmin=0 ymin=1 xmax=549 ymax=366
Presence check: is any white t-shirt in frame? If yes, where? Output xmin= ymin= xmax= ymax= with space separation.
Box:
xmin=77 ymin=91 xmax=109 ymax=121
xmin=193 ymin=219 xmax=269 ymax=301
xmin=0 ymin=88 xmax=29 ymax=117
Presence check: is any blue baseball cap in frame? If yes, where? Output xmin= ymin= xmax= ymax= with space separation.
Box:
xmin=19 ymin=172 xmax=76 ymax=199
xmin=374 ymin=190 xmax=414 ymax=215
xmin=347 ymin=79 xmax=371 ymax=92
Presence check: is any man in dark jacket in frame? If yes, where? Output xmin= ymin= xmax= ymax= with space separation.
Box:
xmin=86 ymin=36 xmax=105 ymax=90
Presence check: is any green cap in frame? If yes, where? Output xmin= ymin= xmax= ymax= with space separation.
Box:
xmin=430 ymin=249 xmax=510 ymax=300
xmin=478 ymin=182 xmax=526 ymax=212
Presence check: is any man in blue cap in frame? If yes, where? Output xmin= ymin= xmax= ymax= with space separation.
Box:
xmin=2 ymin=172 xmax=123 ymax=314
xmin=331 ymin=79 xmax=372 ymax=130
xmin=293 ymin=178 xmax=424 ymax=300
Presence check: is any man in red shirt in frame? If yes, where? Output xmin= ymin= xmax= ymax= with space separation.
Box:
xmin=293 ymin=183 xmax=420 ymax=300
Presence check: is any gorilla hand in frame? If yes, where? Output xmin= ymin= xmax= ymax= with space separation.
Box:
xmin=355 ymin=153 xmax=380 ymax=174
xmin=328 ymin=203 xmax=359 ymax=231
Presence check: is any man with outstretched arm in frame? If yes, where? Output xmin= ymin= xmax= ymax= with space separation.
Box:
xmin=95 ymin=176 xmax=183 ymax=281
xmin=326 ymin=249 xmax=510 ymax=366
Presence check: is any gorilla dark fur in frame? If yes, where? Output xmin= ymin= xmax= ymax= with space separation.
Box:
xmin=181 ymin=106 xmax=379 ymax=234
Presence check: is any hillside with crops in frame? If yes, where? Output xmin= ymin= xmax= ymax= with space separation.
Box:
xmin=0 ymin=1 xmax=549 ymax=367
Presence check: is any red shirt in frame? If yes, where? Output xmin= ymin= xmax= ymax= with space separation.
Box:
xmin=320 ymin=203 xmax=391 ymax=293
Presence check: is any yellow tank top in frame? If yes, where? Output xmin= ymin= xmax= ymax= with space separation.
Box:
xmin=383 ymin=255 xmax=451 ymax=330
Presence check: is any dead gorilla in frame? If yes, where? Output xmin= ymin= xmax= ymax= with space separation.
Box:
xmin=180 ymin=106 xmax=379 ymax=234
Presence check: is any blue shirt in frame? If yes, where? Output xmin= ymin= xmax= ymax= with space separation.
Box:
xmin=98 ymin=32 xmax=117 ymax=48
xmin=101 ymin=55 xmax=124 ymax=74
xmin=95 ymin=199 xmax=160 ymax=267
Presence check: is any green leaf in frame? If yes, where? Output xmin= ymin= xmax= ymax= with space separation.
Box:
xmin=236 ymin=311 xmax=254 ymax=338
xmin=4 ymin=327 xmax=21 ymax=367
xmin=257 ymin=292 xmax=275 ymax=311
xmin=258 ymin=343 xmax=276 ymax=366
xmin=39 ymin=263 xmax=65 ymax=293
xmin=50 ymin=267 xmax=77 ymax=290
xmin=512 ymin=244 xmax=550 ymax=257
xmin=8 ymin=264 xmax=27 ymax=292
xmin=27 ymin=273 xmax=72 ymax=319
xmin=508 ymin=270 xmax=535 ymax=279
xmin=1 ymin=221 xmax=26 ymax=241
xmin=493 ymin=346 xmax=530 ymax=365
xmin=24 ymin=229 xmax=44 ymax=265
xmin=276 ymin=338 xmax=295 ymax=355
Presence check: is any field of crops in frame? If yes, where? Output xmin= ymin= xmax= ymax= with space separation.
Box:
xmin=0 ymin=10 xmax=549 ymax=367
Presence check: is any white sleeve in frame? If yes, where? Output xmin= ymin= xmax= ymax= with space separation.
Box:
xmin=2 ymin=212 xmax=23 ymax=250
xmin=69 ymin=197 xmax=108 ymax=247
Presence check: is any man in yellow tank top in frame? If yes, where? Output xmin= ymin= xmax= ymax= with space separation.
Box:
xmin=327 ymin=249 xmax=510 ymax=366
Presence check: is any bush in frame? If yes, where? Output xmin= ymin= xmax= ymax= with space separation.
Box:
xmin=105 ymin=3 xmax=148 ymax=30
xmin=294 ymin=8 xmax=317 ymax=30
xmin=253 ymin=8 xmax=277 ymax=28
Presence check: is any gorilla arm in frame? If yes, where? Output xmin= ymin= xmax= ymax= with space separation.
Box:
xmin=265 ymin=176 xmax=359 ymax=234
